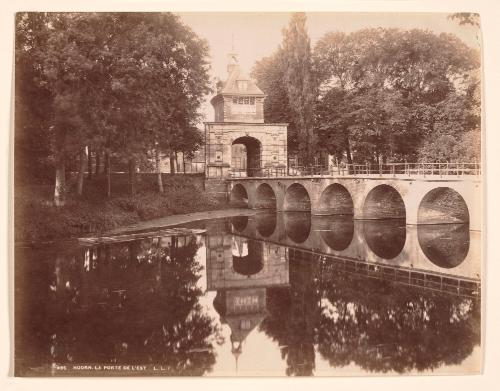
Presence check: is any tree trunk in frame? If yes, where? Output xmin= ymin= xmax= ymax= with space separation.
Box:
xmin=77 ymin=147 xmax=86 ymax=196
xmin=169 ymin=153 xmax=176 ymax=174
xmin=54 ymin=157 xmax=66 ymax=207
xmin=156 ymin=148 xmax=164 ymax=193
xmin=95 ymin=150 xmax=101 ymax=175
xmin=128 ymin=157 xmax=136 ymax=196
xmin=105 ymin=149 xmax=111 ymax=197
xmin=87 ymin=145 xmax=92 ymax=180
xmin=175 ymin=152 xmax=179 ymax=173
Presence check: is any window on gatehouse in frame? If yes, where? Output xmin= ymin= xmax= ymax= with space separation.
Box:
xmin=233 ymin=96 xmax=256 ymax=105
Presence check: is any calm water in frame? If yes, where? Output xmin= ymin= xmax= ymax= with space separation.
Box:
xmin=15 ymin=212 xmax=481 ymax=376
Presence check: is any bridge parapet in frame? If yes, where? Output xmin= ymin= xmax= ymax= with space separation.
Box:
xmin=230 ymin=162 xmax=481 ymax=180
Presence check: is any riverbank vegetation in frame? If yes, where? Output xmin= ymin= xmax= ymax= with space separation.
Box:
xmin=15 ymin=174 xmax=222 ymax=243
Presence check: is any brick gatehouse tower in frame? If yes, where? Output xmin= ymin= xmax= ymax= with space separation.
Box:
xmin=204 ymin=52 xmax=288 ymax=196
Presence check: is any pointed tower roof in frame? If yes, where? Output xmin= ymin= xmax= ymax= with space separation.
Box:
xmin=220 ymin=65 xmax=265 ymax=96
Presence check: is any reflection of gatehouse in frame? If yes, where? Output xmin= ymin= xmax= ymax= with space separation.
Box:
xmin=205 ymin=220 xmax=289 ymax=367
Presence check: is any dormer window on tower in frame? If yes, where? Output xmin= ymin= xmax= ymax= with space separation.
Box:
xmin=237 ymin=80 xmax=248 ymax=91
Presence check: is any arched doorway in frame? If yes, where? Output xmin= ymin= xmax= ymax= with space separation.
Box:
xmin=232 ymin=136 xmax=261 ymax=177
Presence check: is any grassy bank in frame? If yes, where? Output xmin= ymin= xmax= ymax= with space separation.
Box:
xmin=15 ymin=174 xmax=225 ymax=243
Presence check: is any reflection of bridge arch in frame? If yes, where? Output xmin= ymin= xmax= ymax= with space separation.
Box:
xmin=318 ymin=184 xmax=354 ymax=215
xmin=417 ymin=224 xmax=470 ymax=268
xmin=229 ymin=213 xmax=479 ymax=280
xmin=230 ymin=184 xmax=249 ymax=208
xmin=418 ymin=187 xmax=469 ymax=225
xmin=232 ymin=216 xmax=249 ymax=232
xmin=316 ymin=216 xmax=354 ymax=251
xmin=363 ymin=185 xmax=406 ymax=220
xmin=284 ymin=212 xmax=311 ymax=244
xmin=255 ymin=212 xmax=277 ymax=238
xmin=363 ymin=220 xmax=406 ymax=260
xmin=284 ymin=183 xmax=311 ymax=212
xmin=255 ymin=183 xmax=277 ymax=209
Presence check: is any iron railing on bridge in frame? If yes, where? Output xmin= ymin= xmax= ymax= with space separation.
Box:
xmin=230 ymin=162 xmax=481 ymax=178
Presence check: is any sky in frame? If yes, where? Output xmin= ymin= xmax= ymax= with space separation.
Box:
xmin=177 ymin=12 xmax=481 ymax=123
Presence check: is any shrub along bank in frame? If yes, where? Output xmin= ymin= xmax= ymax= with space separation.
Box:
xmin=15 ymin=174 xmax=224 ymax=244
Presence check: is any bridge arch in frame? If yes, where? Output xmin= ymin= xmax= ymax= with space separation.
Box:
xmin=417 ymin=187 xmax=469 ymax=225
xmin=255 ymin=183 xmax=277 ymax=209
xmin=284 ymin=183 xmax=311 ymax=212
xmin=318 ymin=183 xmax=354 ymax=215
xmin=230 ymin=183 xmax=249 ymax=208
xmin=363 ymin=184 xmax=406 ymax=220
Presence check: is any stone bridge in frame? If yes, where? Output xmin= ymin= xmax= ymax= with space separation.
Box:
xmin=228 ymin=175 xmax=482 ymax=231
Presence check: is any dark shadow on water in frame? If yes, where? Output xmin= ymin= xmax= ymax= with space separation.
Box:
xmin=284 ymin=212 xmax=311 ymax=244
xmin=418 ymin=223 xmax=470 ymax=268
xmin=363 ymin=219 xmax=406 ymax=259
xmin=255 ymin=212 xmax=277 ymax=238
xmin=314 ymin=215 xmax=354 ymax=251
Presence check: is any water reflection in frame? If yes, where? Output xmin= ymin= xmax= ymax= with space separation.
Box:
xmin=15 ymin=216 xmax=481 ymax=377
xmin=284 ymin=212 xmax=311 ymax=244
xmin=363 ymin=219 xmax=406 ymax=259
xmin=231 ymin=216 xmax=249 ymax=232
xmin=232 ymin=237 xmax=264 ymax=276
xmin=15 ymin=236 xmax=221 ymax=376
xmin=315 ymin=216 xmax=354 ymax=251
xmin=418 ymin=224 xmax=470 ymax=268
xmin=255 ymin=212 xmax=277 ymax=238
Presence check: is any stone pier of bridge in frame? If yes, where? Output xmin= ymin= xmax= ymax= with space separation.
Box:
xmin=228 ymin=176 xmax=482 ymax=231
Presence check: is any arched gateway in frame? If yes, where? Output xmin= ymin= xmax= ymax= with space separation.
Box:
xmin=204 ymin=52 xmax=288 ymax=180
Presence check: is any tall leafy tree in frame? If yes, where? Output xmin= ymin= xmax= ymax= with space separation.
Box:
xmin=280 ymin=13 xmax=317 ymax=165
xmin=252 ymin=51 xmax=298 ymax=153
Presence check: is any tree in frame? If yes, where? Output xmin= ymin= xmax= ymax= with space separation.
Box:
xmin=252 ymin=51 xmax=298 ymax=153
xmin=313 ymin=28 xmax=481 ymax=164
xmin=15 ymin=12 xmax=211 ymax=202
xmin=280 ymin=13 xmax=317 ymax=165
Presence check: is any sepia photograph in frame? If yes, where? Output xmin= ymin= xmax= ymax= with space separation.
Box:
xmin=12 ymin=9 xmax=483 ymax=377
